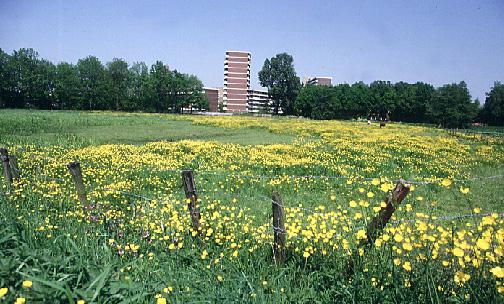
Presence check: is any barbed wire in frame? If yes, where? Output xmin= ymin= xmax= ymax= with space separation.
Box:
xmin=12 ymin=151 xmax=504 ymax=186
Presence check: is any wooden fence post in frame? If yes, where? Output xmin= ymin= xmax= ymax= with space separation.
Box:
xmin=272 ymin=191 xmax=286 ymax=265
xmin=9 ymin=155 xmax=21 ymax=180
xmin=67 ymin=162 xmax=89 ymax=208
xmin=365 ymin=178 xmax=411 ymax=245
xmin=346 ymin=178 xmax=411 ymax=276
xmin=182 ymin=170 xmax=202 ymax=236
xmin=0 ymin=148 xmax=12 ymax=186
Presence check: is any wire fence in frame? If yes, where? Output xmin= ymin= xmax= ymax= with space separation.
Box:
xmin=3 ymin=152 xmax=504 ymax=232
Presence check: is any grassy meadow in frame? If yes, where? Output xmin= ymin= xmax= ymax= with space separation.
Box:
xmin=0 ymin=109 xmax=504 ymax=303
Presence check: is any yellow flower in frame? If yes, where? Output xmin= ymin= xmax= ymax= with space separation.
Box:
xmin=157 ymin=297 xmax=167 ymax=304
xmin=402 ymin=261 xmax=412 ymax=272
xmin=453 ymin=247 xmax=464 ymax=257
xmin=441 ymin=179 xmax=452 ymax=187
xmin=473 ymin=207 xmax=481 ymax=214
xmin=0 ymin=288 xmax=8 ymax=297
xmin=22 ymin=280 xmax=33 ymax=288
xmin=454 ymin=271 xmax=470 ymax=285
xmin=77 ymin=300 xmax=85 ymax=304
xmin=356 ymin=229 xmax=367 ymax=240
xmin=476 ymin=239 xmax=490 ymax=251
xmin=394 ymin=234 xmax=403 ymax=243
xmin=217 ymin=275 xmax=223 ymax=282
xmin=459 ymin=186 xmax=470 ymax=194
xmin=371 ymin=178 xmax=380 ymax=186
xmin=402 ymin=242 xmax=413 ymax=251
xmin=349 ymin=200 xmax=357 ymax=208
xmin=367 ymin=192 xmax=375 ymax=198
xmin=15 ymin=298 xmax=26 ymax=304
xmin=262 ymin=281 xmax=268 ymax=286
xmin=490 ymin=267 xmax=504 ymax=279
xmin=303 ymin=251 xmax=311 ymax=258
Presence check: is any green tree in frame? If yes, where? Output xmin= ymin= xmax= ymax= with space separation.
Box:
xmin=107 ymin=58 xmax=130 ymax=111
xmin=369 ymin=80 xmax=397 ymax=119
xmin=259 ymin=53 xmax=300 ymax=115
xmin=54 ymin=62 xmax=81 ymax=109
xmin=128 ymin=62 xmax=150 ymax=111
xmin=480 ymin=82 xmax=504 ymax=126
xmin=149 ymin=61 xmax=170 ymax=113
xmin=33 ymin=59 xmax=56 ymax=109
xmin=349 ymin=81 xmax=371 ymax=118
xmin=294 ymin=85 xmax=337 ymax=120
xmin=9 ymin=48 xmax=42 ymax=108
xmin=427 ymin=81 xmax=478 ymax=128
xmin=181 ymin=74 xmax=207 ymax=113
xmin=0 ymin=49 xmax=14 ymax=108
xmin=77 ymin=56 xmax=109 ymax=110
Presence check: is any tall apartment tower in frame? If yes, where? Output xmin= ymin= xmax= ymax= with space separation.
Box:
xmin=223 ymin=51 xmax=251 ymax=112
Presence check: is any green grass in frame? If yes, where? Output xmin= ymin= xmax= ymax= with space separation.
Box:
xmin=0 ymin=109 xmax=296 ymax=146
xmin=1 ymin=109 xmax=503 ymax=303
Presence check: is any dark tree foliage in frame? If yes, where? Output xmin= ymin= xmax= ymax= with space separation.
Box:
xmin=54 ymin=62 xmax=81 ymax=110
xmin=294 ymin=80 xmax=481 ymax=127
xmin=0 ymin=48 xmax=207 ymax=113
xmin=259 ymin=53 xmax=301 ymax=115
xmin=427 ymin=81 xmax=478 ymax=128
xmin=480 ymin=82 xmax=504 ymax=126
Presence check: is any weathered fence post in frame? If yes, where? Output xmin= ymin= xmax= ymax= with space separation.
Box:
xmin=347 ymin=178 xmax=411 ymax=276
xmin=272 ymin=191 xmax=286 ymax=265
xmin=67 ymin=162 xmax=88 ymax=208
xmin=0 ymin=148 xmax=12 ymax=186
xmin=9 ymin=155 xmax=21 ymax=180
xmin=365 ymin=178 xmax=411 ymax=244
xmin=182 ymin=170 xmax=202 ymax=236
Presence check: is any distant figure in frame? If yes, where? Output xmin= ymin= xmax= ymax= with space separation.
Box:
xmin=380 ymin=122 xmax=386 ymax=128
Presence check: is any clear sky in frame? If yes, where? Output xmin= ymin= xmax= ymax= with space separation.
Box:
xmin=1 ymin=0 xmax=503 ymax=101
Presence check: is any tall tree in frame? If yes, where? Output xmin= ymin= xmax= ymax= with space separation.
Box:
xmin=128 ymin=62 xmax=150 ymax=111
xmin=369 ymin=80 xmax=396 ymax=119
xmin=54 ymin=62 xmax=81 ymax=109
xmin=77 ymin=56 xmax=109 ymax=110
xmin=149 ymin=61 xmax=170 ymax=113
xmin=259 ymin=53 xmax=300 ymax=115
xmin=107 ymin=58 xmax=130 ymax=111
xmin=480 ymin=82 xmax=504 ymax=126
xmin=349 ymin=81 xmax=371 ymax=118
xmin=427 ymin=81 xmax=478 ymax=128
xmin=9 ymin=48 xmax=42 ymax=108
xmin=0 ymin=49 xmax=14 ymax=108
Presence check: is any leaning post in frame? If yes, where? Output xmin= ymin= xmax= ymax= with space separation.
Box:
xmin=272 ymin=191 xmax=286 ymax=265
xmin=365 ymin=178 xmax=411 ymax=245
xmin=67 ymin=161 xmax=89 ymax=208
xmin=182 ymin=170 xmax=202 ymax=236
xmin=0 ymin=148 xmax=12 ymax=187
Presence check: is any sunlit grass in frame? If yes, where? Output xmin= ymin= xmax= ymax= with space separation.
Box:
xmin=0 ymin=110 xmax=503 ymax=303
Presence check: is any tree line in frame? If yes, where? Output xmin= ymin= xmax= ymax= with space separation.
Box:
xmin=260 ymin=53 xmax=503 ymax=127
xmin=0 ymin=48 xmax=208 ymax=112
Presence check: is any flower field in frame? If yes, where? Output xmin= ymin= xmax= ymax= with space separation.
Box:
xmin=1 ymin=110 xmax=504 ymax=303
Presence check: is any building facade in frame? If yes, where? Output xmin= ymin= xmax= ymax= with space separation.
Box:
xmin=223 ymin=51 xmax=251 ymax=112
xmin=247 ymin=89 xmax=271 ymax=113
xmin=203 ymin=87 xmax=219 ymax=112
xmin=303 ymin=76 xmax=332 ymax=86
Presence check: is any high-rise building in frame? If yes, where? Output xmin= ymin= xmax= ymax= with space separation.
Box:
xmin=223 ymin=51 xmax=251 ymax=112
xmin=303 ymin=76 xmax=332 ymax=86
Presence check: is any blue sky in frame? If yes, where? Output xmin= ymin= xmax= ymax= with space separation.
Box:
xmin=1 ymin=0 xmax=503 ymax=101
